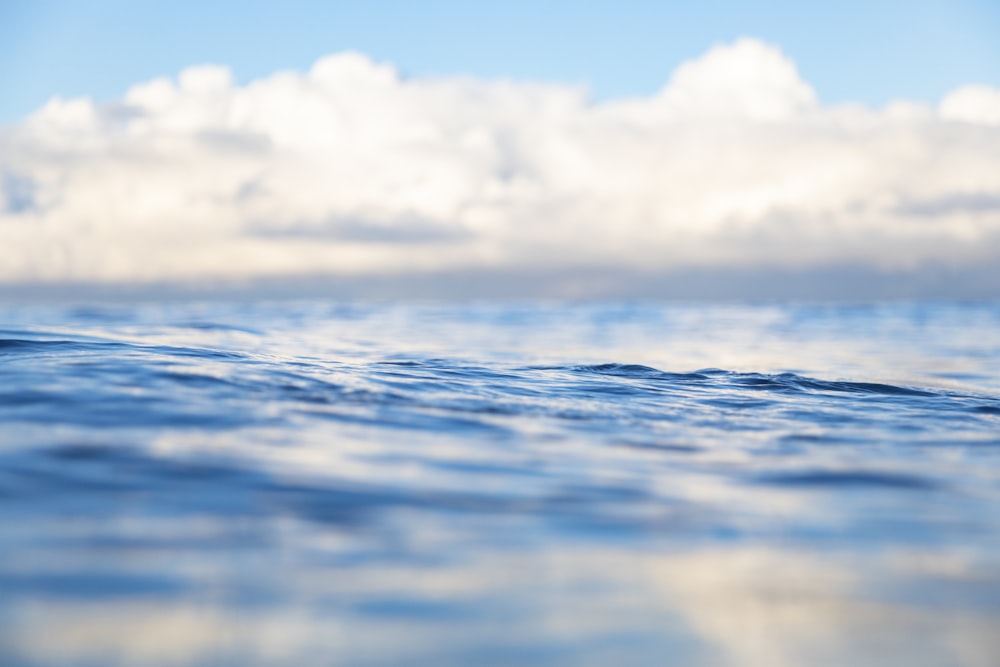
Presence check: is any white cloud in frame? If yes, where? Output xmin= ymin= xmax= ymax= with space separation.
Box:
xmin=656 ymin=37 xmax=819 ymax=121
xmin=940 ymin=85 xmax=1000 ymax=126
xmin=1 ymin=38 xmax=999 ymax=293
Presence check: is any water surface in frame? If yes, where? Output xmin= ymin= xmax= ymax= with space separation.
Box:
xmin=1 ymin=301 xmax=999 ymax=666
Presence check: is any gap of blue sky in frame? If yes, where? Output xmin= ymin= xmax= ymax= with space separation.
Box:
xmin=2 ymin=0 xmax=999 ymax=122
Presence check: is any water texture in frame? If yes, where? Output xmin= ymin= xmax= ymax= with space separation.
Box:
xmin=1 ymin=301 xmax=999 ymax=666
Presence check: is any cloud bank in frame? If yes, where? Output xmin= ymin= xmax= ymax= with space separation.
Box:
xmin=2 ymin=38 xmax=1000 ymax=298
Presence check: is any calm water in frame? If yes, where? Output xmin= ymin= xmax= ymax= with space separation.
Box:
xmin=1 ymin=301 xmax=999 ymax=667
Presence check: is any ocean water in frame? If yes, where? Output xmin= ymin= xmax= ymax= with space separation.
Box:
xmin=1 ymin=300 xmax=999 ymax=667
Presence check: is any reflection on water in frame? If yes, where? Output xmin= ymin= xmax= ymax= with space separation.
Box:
xmin=0 ymin=301 xmax=999 ymax=666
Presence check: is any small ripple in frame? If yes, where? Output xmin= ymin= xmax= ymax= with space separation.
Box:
xmin=703 ymin=397 xmax=777 ymax=409
xmin=0 ymin=338 xmax=125 ymax=355
xmin=756 ymin=470 xmax=939 ymax=490
xmin=614 ymin=440 xmax=702 ymax=454
xmin=353 ymin=598 xmax=475 ymax=620
xmin=798 ymin=376 xmax=939 ymax=397
xmin=0 ymin=572 xmax=188 ymax=600
xmin=176 ymin=321 xmax=261 ymax=334
xmin=573 ymin=363 xmax=709 ymax=383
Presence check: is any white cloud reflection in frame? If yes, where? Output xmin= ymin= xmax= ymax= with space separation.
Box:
xmin=5 ymin=546 xmax=998 ymax=667
xmin=2 ymin=38 xmax=1000 ymax=296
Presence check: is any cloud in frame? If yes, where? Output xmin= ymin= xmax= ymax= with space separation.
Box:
xmin=940 ymin=85 xmax=1000 ymax=126
xmin=1 ymin=38 xmax=999 ymax=296
xmin=1 ymin=170 xmax=37 ymax=214
xmin=652 ymin=38 xmax=819 ymax=121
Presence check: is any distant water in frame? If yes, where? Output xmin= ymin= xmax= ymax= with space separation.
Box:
xmin=1 ymin=301 xmax=999 ymax=667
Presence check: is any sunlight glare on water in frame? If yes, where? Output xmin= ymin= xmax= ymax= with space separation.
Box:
xmin=1 ymin=301 xmax=999 ymax=667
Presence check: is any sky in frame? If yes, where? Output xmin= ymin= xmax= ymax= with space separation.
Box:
xmin=1 ymin=1 xmax=999 ymax=298
xmin=3 ymin=0 xmax=1000 ymax=121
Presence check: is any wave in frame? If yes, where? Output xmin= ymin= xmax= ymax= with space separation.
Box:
xmin=1 ymin=332 xmax=996 ymax=508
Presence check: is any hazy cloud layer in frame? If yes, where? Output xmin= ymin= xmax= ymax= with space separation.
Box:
xmin=2 ymin=38 xmax=999 ymax=295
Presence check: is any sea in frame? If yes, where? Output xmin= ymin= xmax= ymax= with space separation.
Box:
xmin=1 ymin=300 xmax=999 ymax=667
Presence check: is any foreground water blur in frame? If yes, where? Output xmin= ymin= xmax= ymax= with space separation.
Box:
xmin=1 ymin=300 xmax=999 ymax=666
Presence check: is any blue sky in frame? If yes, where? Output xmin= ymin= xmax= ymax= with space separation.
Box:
xmin=2 ymin=0 xmax=999 ymax=121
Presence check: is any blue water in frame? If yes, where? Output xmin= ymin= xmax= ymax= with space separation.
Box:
xmin=1 ymin=301 xmax=999 ymax=666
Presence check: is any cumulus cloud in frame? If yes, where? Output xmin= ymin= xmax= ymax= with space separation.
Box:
xmin=940 ymin=85 xmax=1000 ymax=126
xmin=1 ymin=38 xmax=999 ymax=295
